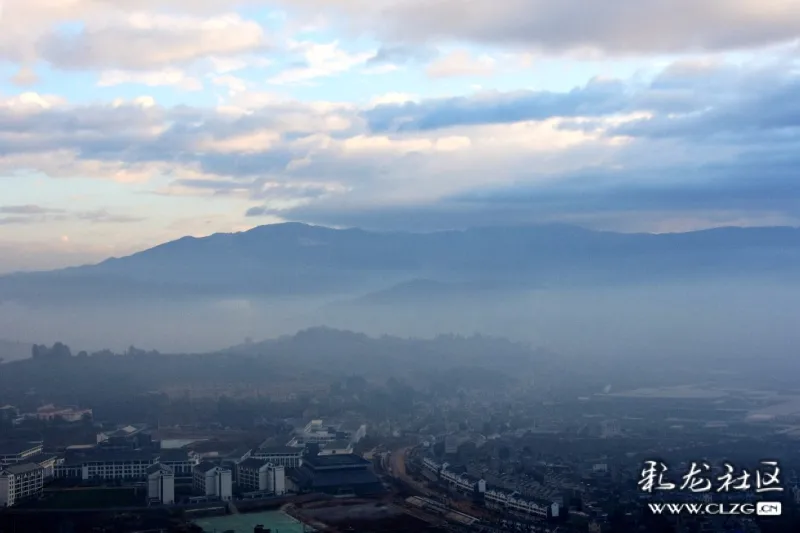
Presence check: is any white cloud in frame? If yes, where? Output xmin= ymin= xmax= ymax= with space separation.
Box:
xmin=269 ymin=40 xmax=374 ymax=84
xmin=0 ymin=3 xmax=271 ymax=71
xmin=10 ymin=66 xmax=40 ymax=86
xmin=41 ymin=12 xmax=268 ymax=71
xmin=98 ymin=69 xmax=204 ymax=90
xmin=426 ymin=50 xmax=496 ymax=78
xmin=368 ymin=93 xmax=420 ymax=106
xmin=211 ymin=74 xmax=248 ymax=94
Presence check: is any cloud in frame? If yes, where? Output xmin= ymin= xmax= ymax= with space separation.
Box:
xmin=39 ymin=12 xmax=268 ymax=71
xmin=1 ymin=56 xmax=799 ymax=234
xmin=363 ymin=77 xmax=630 ymax=132
xmin=268 ymin=40 xmax=374 ymax=84
xmin=10 ymin=67 xmax=40 ymax=87
xmin=279 ymin=0 xmax=800 ymax=55
xmin=98 ymin=69 xmax=204 ymax=90
xmin=0 ymin=205 xmax=143 ymax=225
xmin=75 ymin=210 xmax=146 ymax=223
xmin=425 ymin=50 xmax=496 ymax=78
xmin=0 ymin=3 xmax=271 ymax=73
xmin=367 ymin=44 xmax=437 ymax=65
xmin=0 ymin=205 xmax=65 ymax=215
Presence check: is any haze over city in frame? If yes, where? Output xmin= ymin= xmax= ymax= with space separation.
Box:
xmin=0 ymin=2 xmax=799 ymax=532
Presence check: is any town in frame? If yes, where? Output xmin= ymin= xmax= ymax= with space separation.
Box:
xmin=1 ymin=335 xmax=799 ymax=532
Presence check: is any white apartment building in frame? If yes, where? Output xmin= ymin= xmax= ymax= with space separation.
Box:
xmin=0 ymin=463 xmax=44 ymax=507
xmin=237 ymin=459 xmax=286 ymax=494
xmin=55 ymin=450 xmax=157 ymax=481
xmin=193 ymin=463 xmax=232 ymax=501
xmin=147 ymin=463 xmax=175 ymax=505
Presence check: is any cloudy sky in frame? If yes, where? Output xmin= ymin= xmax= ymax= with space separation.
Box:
xmin=0 ymin=0 xmax=799 ymax=272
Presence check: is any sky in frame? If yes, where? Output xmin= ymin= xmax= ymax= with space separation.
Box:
xmin=0 ymin=0 xmax=799 ymax=273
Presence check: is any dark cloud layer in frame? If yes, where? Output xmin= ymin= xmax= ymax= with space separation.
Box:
xmin=364 ymin=78 xmax=629 ymax=132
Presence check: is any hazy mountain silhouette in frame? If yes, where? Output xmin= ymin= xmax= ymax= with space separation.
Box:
xmin=0 ymin=222 xmax=798 ymax=303
xmin=0 ymin=339 xmax=32 ymax=363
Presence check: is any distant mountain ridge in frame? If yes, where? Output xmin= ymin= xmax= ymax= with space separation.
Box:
xmin=0 ymin=223 xmax=798 ymax=302
xmin=0 ymin=340 xmax=32 ymax=363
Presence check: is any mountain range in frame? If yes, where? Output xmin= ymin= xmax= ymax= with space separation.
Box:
xmin=1 ymin=222 xmax=798 ymax=303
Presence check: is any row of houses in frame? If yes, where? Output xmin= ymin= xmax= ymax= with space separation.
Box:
xmin=422 ymin=458 xmax=561 ymax=520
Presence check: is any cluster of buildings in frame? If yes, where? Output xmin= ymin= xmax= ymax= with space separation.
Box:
xmin=422 ymin=458 xmax=561 ymax=520
xmin=285 ymin=419 xmax=365 ymax=456
xmin=1 ymin=417 xmax=374 ymax=509
xmin=1 ymin=404 xmax=93 ymax=425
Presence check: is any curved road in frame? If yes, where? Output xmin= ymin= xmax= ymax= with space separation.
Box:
xmin=390 ymin=447 xmax=435 ymax=498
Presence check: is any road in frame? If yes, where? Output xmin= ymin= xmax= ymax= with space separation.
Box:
xmin=389 ymin=447 xmax=493 ymax=520
xmin=390 ymin=447 xmax=435 ymax=498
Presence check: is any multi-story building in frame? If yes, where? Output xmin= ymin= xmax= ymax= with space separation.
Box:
xmin=158 ymin=449 xmax=200 ymax=477
xmin=147 ymin=463 xmax=175 ymax=505
xmin=0 ymin=463 xmax=44 ymax=507
xmin=33 ymin=404 xmax=92 ymax=423
xmin=483 ymin=488 xmax=561 ymax=519
xmin=0 ymin=442 xmax=44 ymax=466
xmin=35 ymin=455 xmax=58 ymax=479
xmin=288 ymin=454 xmax=383 ymax=497
xmin=425 ymin=458 xmax=560 ymax=520
xmin=287 ymin=420 xmax=338 ymax=448
xmin=319 ymin=440 xmax=354 ymax=456
xmin=55 ymin=449 xmax=158 ymax=481
xmin=193 ymin=462 xmax=232 ymax=501
xmin=96 ymin=424 xmax=149 ymax=445
xmin=250 ymin=446 xmax=304 ymax=468
xmin=341 ymin=422 xmax=367 ymax=444
xmin=236 ymin=458 xmax=286 ymax=494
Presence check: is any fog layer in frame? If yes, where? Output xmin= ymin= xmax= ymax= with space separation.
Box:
xmin=1 ymin=280 xmax=797 ymax=367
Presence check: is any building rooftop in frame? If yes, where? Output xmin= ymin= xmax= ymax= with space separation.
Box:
xmin=3 ymin=462 xmax=43 ymax=475
xmin=256 ymin=445 xmax=301 ymax=455
xmin=0 ymin=440 xmax=42 ymax=455
xmin=159 ymin=449 xmax=190 ymax=462
xmin=64 ymin=449 xmax=155 ymax=466
xmin=324 ymin=440 xmax=353 ymax=450
xmin=147 ymin=463 xmax=174 ymax=475
xmin=303 ymin=454 xmax=370 ymax=469
xmin=340 ymin=421 xmax=364 ymax=432
xmin=238 ymin=458 xmax=269 ymax=471
xmin=30 ymin=453 xmax=58 ymax=464
xmin=194 ymin=461 xmax=219 ymax=473
xmin=294 ymin=468 xmax=381 ymax=489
